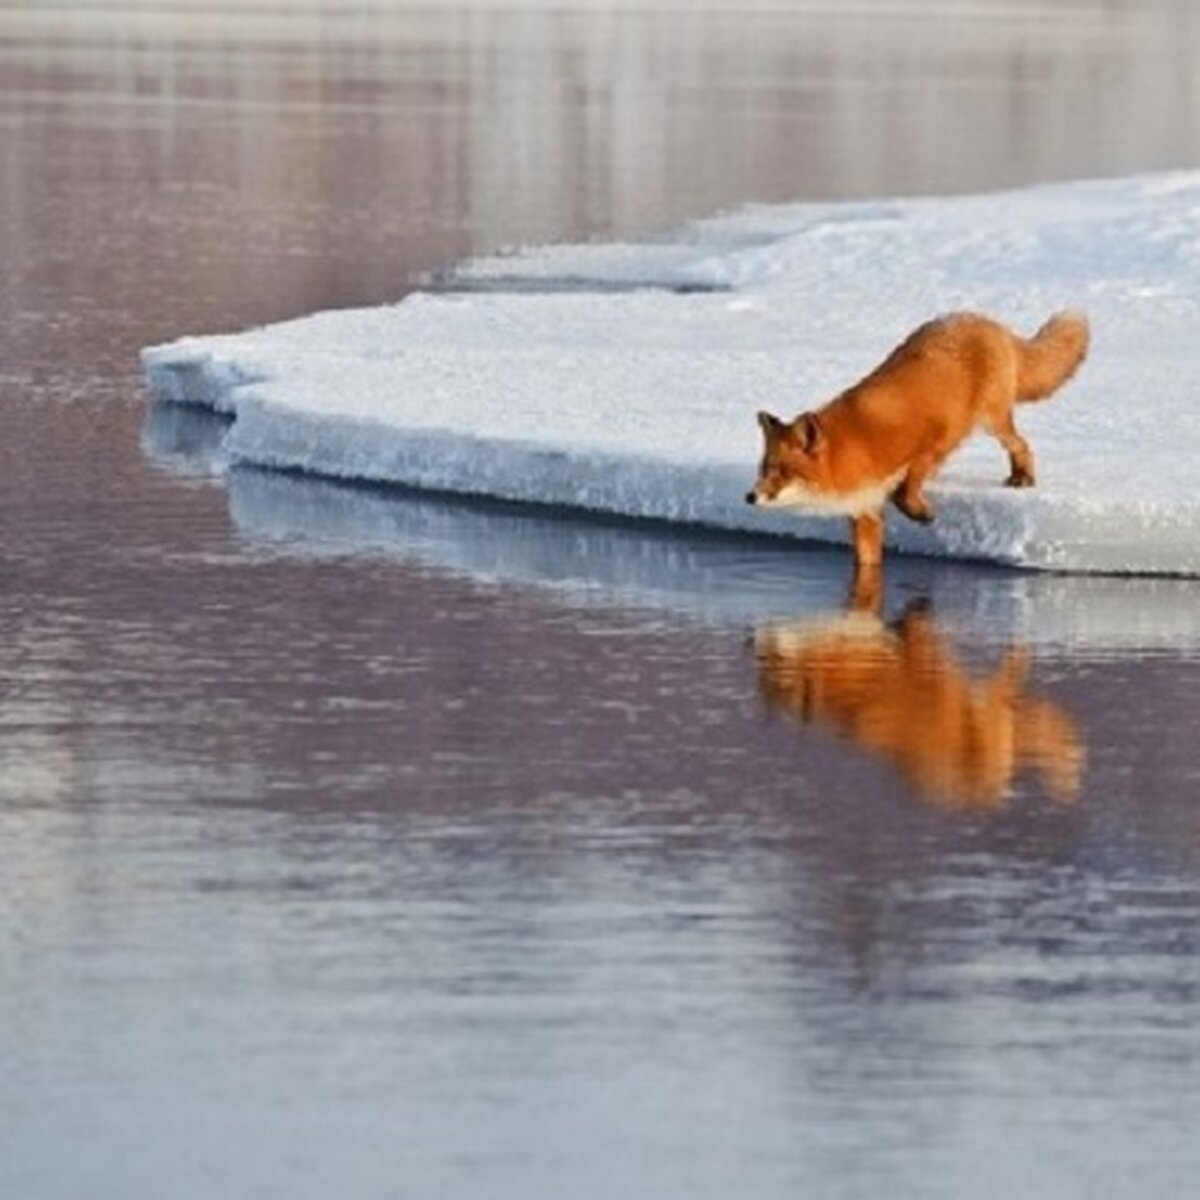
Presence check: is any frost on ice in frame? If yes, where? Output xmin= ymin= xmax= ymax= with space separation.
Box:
xmin=142 ymin=174 xmax=1200 ymax=575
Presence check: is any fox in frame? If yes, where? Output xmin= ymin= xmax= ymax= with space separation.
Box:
xmin=745 ymin=310 xmax=1090 ymax=565
xmin=754 ymin=595 xmax=1084 ymax=810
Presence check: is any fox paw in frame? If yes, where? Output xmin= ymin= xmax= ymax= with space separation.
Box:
xmin=892 ymin=492 xmax=934 ymax=524
xmin=1005 ymin=470 xmax=1035 ymax=489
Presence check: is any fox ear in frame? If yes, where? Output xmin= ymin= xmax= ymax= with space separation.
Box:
xmin=793 ymin=412 xmax=824 ymax=453
xmin=757 ymin=410 xmax=782 ymax=436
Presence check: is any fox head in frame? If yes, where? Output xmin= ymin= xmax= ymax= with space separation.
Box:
xmin=745 ymin=410 xmax=832 ymax=508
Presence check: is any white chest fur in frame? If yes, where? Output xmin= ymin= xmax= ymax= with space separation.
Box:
xmin=754 ymin=471 xmax=905 ymax=517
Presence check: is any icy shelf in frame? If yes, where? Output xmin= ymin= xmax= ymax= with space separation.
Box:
xmin=142 ymin=174 xmax=1200 ymax=575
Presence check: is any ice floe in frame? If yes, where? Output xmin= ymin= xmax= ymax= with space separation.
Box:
xmin=142 ymin=173 xmax=1200 ymax=574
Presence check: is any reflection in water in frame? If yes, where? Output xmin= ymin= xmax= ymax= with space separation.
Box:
xmin=139 ymin=400 xmax=232 ymax=478
xmin=755 ymin=572 xmax=1084 ymax=810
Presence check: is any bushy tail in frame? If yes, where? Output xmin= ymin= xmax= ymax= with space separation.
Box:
xmin=1015 ymin=310 xmax=1089 ymax=402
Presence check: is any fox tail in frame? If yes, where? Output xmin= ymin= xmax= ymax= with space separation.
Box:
xmin=1015 ymin=310 xmax=1090 ymax=402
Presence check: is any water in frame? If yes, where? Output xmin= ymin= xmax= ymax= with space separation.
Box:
xmin=4 ymin=3 xmax=1200 ymax=1196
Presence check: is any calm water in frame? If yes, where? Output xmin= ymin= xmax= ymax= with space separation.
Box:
xmin=4 ymin=3 xmax=1200 ymax=1197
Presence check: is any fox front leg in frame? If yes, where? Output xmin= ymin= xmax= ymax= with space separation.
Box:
xmin=850 ymin=510 xmax=884 ymax=568
xmin=891 ymin=454 xmax=939 ymax=524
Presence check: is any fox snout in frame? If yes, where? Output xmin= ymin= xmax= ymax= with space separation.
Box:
xmin=746 ymin=478 xmax=789 ymax=506
xmin=747 ymin=480 xmax=786 ymax=506
xmin=746 ymin=476 xmax=781 ymax=505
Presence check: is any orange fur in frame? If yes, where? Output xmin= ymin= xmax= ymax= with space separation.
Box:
xmin=754 ymin=596 xmax=1084 ymax=810
xmin=746 ymin=310 xmax=1089 ymax=562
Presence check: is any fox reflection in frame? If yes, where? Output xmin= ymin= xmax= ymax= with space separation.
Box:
xmin=754 ymin=580 xmax=1083 ymax=810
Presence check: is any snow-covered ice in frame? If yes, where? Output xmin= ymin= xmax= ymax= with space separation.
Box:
xmin=142 ymin=174 xmax=1200 ymax=575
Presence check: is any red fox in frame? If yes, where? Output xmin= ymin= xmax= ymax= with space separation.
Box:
xmin=746 ymin=311 xmax=1090 ymax=565
xmin=754 ymin=597 xmax=1084 ymax=810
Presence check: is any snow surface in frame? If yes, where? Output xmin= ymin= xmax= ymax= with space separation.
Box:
xmin=142 ymin=174 xmax=1200 ymax=575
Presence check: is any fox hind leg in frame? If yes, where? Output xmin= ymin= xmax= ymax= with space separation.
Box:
xmin=992 ymin=414 xmax=1035 ymax=488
